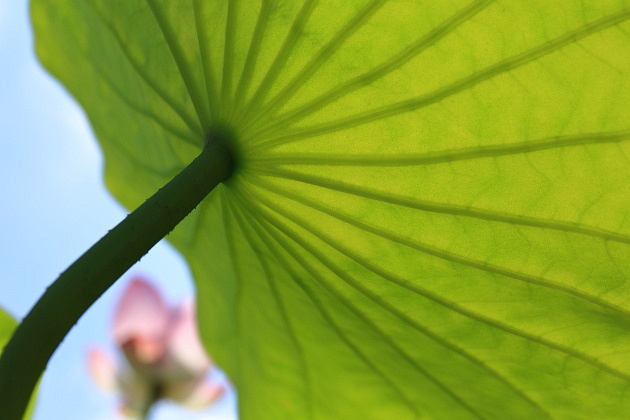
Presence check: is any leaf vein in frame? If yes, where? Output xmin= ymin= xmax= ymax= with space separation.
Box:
xmin=249 ymin=180 xmax=630 ymax=385
xmin=145 ymin=0 xmax=212 ymax=130
xmin=249 ymin=0 xmax=494 ymax=138
xmin=220 ymin=0 xmax=238 ymax=118
xmin=239 ymin=185 xmax=550 ymax=419
xmin=192 ymin=0 xmax=220 ymax=119
xmin=234 ymin=189 xmax=481 ymax=420
xmin=249 ymin=166 xmax=630 ymax=246
xmin=242 ymin=0 xmax=388 ymax=132
xmin=252 ymin=8 xmax=630 ymax=150
xmin=251 ymin=130 xmax=630 ymax=167
xmin=246 ymin=174 xmax=630 ymax=319
xmin=231 ymin=0 xmax=272 ymax=117
xmin=86 ymin=1 xmax=202 ymax=136
xmin=220 ymin=194 xmax=244 ymax=389
xmin=233 ymin=198 xmax=419 ymax=419
xmin=237 ymin=0 xmax=317 ymax=124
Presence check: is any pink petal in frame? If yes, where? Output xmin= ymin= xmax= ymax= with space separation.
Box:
xmin=113 ymin=277 xmax=170 ymax=346
xmin=164 ymin=377 xmax=225 ymax=409
xmin=86 ymin=347 xmax=118 ymax=391
xmin=164 ymin=300 xmax=211 ymax=377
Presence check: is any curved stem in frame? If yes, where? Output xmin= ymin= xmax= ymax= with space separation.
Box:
xmin=0 ymin=135 xmax=233 ymax=420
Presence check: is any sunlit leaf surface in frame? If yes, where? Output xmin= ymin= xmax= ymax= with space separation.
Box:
xmin=0 ymin=310 xmax=16 ymax=353
xmin=31 ymin=1 xmax=630 ymax=418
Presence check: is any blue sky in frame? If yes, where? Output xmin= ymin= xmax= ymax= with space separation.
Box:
xmin=0 ymin=2 xmax=236 ymax=419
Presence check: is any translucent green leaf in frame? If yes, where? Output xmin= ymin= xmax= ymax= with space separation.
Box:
xmin=31 ymin=1 xmax=630 ymax=418
xmin=0 ymin=310 xmax=16 ymax=353
xmin=1 ymin=309 xmax=38 ymax=419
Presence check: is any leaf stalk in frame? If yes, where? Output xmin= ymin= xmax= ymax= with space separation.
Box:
xmin=0 ymin=135 xmax=233 ymax=420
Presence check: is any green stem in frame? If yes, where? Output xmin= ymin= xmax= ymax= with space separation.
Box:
xmin=0 ymin=135 xmax=233 ymax=420
xmin=140 ymin=383 xmax=161 ymax=420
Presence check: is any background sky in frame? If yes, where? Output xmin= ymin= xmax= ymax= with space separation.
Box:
xmin=0 ymin=2 xmax=236 ymax=419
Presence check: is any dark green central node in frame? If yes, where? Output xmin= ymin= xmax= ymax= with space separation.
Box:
xmin=206 ymin=122 xmax=240 ymax=181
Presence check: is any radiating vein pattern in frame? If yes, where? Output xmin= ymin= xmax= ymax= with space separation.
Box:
xmin=248 ymin=7 xmax=630 ymax=150
xmin=233 ymin=186 xmax=552 ymax=420
xmin=225 ymin=2 xmax=630 ymax=418
xmin=244 ymin=0 xmax=495 ymax=138
xmin=32 ymin=0 xmax=630 ymax=418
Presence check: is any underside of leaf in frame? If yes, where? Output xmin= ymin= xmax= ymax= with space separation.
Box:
xmin=31 ymin=0 xmax=630 ymax=418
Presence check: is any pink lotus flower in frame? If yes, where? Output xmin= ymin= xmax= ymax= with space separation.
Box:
xmin=87 ymin=277 xmax=225 ymax=417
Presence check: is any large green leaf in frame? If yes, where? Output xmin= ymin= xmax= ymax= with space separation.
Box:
xmin=0 ymin=310 xmax=16 ymax=355
xmin=31 ymin=0 xmax=630 ymax=418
